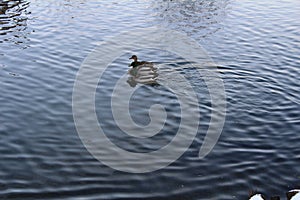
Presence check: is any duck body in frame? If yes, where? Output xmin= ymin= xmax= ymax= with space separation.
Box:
xmin=129 ymin=61 xmax=148 ymax=68
xmin=128 ymin=55 xmax=153 ymax=68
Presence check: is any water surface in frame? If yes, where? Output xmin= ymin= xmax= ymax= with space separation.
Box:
xmin=1 ymin=0 xmax=300 ymax=199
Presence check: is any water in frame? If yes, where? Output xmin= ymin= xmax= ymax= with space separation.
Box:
xmin=0 ymin=0 xmax=300 ymax=199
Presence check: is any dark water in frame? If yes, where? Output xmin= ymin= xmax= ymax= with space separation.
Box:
xmin=1 ymin=0 xmax=300 ymax=199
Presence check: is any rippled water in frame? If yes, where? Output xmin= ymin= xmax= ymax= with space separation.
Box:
xmin=0 ymin=0 xmax=31 ymax=46
xmin=1 ymin=0 xmax=300 ymax=199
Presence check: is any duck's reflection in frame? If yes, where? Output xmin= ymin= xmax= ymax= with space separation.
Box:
xmin=127 ymin=55 xmax=159 ymax=87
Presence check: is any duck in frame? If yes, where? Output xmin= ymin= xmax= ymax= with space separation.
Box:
xmin=127 ymin=55 xmax=158 ymax=87
xmin=128 ymin=55 xmax=153 ymax=68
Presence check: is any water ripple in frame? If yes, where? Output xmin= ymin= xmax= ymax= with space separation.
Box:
xmin=151 ymin=0 xmax=231 ymax=40
xmin=0 ymin=0 xmax=31 ymax=48
xmin=1 ymin=0 xmax=300 ymax=199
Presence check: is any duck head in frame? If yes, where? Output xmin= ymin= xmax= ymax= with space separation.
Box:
xmin=129 ymin=55 xmax=138 ymax=62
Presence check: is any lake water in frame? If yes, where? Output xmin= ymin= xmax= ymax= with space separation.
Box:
xmin=1 ymin=0 xmax=300 ymax=199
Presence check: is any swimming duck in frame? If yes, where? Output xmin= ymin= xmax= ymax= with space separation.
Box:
xmin=127 ymin=55 xmax=158 ymax=87
xmin=129 ymin=55 xmax=152 ymax=68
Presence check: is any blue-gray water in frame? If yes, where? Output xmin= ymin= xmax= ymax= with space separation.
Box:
xmin=1 ymin=0 xmax=300 ymax=199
